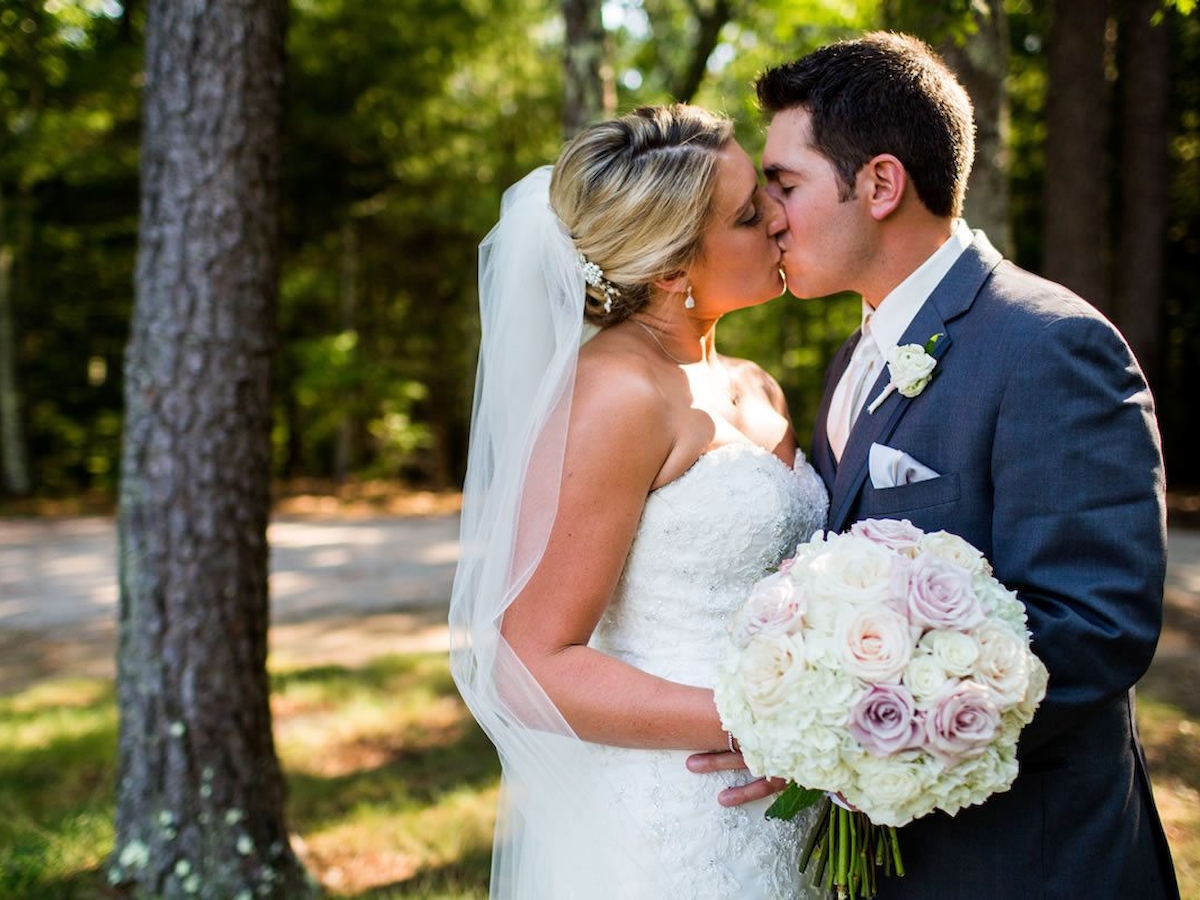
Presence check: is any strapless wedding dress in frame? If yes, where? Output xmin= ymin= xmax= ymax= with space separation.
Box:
xmin=581 ymin=441 xmax=830 ymax=899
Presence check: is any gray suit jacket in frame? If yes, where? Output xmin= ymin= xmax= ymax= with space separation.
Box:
xmin=811 ymin=233 xmax=1179 ymax=899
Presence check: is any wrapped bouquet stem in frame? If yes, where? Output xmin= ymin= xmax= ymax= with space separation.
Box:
xmin=716 ymin=519 xmax=1049 ymax=900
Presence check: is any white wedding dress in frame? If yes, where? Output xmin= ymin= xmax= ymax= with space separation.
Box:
xmin=579 ymin=441 xmax=831 ymax=899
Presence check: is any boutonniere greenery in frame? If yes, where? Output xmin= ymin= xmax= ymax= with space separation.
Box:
xmin=867 ymin=333 xmax=944 ymax=414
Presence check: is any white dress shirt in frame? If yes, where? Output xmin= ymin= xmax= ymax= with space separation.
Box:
xmin=826 ymin=219 xmax=973 ymax=459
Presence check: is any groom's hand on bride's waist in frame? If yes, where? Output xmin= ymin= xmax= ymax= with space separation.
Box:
xmin=685 ymin=750 xmax=788 ymax=807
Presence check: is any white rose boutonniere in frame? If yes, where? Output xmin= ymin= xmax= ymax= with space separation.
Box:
xmin=867 ymin=333 xmax=944 ymax=414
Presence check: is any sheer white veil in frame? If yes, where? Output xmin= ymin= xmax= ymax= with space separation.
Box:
xmin=449 ymin=166 xmax=669 ymax=897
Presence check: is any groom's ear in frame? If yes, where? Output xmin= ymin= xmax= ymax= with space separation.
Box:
xmin=862 ymin=154 xmax=906 ymax=221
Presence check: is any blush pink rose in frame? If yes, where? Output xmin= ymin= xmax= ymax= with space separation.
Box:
xmin=848 ymin=683 xmax=923 ymax=757
xmin=851 ymin=518 xmax=925 ymax=555
xmin=904 ymin=554 xmax=986 ymax=631
xmin=837 ymin=605 xmax=914 ymax=683
xmin=924 ymin=681 xmax=1001 ymax=765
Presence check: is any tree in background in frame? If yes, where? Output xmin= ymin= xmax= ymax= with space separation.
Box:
xmin=0 ymin=183 xmax=29 ymax=494
xmin=1042 ymin=0 xmax=1113 ymax=312
xmin=1115 ymin=0 xmax=1171 ymax=387
xmin=563 ymin=0 xmax=613 ymax=135
xmin=113 ymin=0 xmax=314 ymax=896
xmin=882 ymin=0 xmax=1012 ymax=247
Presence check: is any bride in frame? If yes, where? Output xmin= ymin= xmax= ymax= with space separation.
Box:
xmin=449 ymin=105 xmax=829 ymax=898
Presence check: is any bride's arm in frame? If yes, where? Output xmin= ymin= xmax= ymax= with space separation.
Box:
xmin=499 ymin=353 xmax=729 ymax=752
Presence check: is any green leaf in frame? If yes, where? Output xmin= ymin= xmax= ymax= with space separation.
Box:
xmin=923 ymin=332 xmax=945 ymax=355
xmin=765 ymin=782 xmax=824 ymax=820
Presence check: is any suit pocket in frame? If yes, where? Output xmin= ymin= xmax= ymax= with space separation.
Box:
xmin=859 ymin=472 xmax=961 ymax=517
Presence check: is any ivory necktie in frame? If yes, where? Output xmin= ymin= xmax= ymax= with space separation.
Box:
xmin=827 ymin=316 xmax=883 ymax=461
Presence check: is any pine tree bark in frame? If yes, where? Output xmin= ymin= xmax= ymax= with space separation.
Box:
xmin=112 ymin=1 xmax=314 ymax=897
xmin=1043 ymin=0 xmax=1113 ymax=312
xmin=562 ymin=0 xmax=612 ymax=138
xmin=1114 ymin=0 xmax=1170 ymax=386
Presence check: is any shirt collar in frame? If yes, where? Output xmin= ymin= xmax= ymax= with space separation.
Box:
xmin=862 ymin=219 xmax=973 ymax=353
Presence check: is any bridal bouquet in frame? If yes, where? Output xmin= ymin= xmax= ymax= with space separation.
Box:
xmin=715 ymin=519 xmax=1048 ymax=899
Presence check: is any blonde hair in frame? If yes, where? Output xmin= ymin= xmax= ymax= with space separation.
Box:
xmin=549 ymin=105 xmax=734 ymax=326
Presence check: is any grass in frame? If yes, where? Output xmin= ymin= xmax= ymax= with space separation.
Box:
xmin=0 ymin=654 xmax=1195 ymax=900
xmin=0 ymin=653 xmax=498 ymax=900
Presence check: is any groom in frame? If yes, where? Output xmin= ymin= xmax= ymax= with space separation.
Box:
xmin=692 ymin=32 xmax=1180 ymax=898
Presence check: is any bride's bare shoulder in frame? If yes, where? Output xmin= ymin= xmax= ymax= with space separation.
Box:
xmin=577 ymin=327 xmax=673 ymax=399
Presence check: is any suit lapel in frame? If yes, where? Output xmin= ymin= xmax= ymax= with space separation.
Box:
xmin=825 ymin=233 xmax=1004 ymax=533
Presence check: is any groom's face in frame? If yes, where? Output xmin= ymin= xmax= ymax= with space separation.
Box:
xmin=762 ymin=107 xmax=873 ymax=300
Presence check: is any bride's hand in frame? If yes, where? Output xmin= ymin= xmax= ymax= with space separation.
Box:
xmin=685 ymin=750 xmax=788 ymax=807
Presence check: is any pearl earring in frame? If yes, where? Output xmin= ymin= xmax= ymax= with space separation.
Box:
xmin=684 ymin=285 xmax=695 ymax=309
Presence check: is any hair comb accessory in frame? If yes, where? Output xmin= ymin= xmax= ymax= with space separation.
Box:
xmin=578 ymin=252 xmax=621 ymax=313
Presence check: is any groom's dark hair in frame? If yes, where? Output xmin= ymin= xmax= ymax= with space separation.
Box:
xmin=756 ymin=32 xmax=975 ymax=218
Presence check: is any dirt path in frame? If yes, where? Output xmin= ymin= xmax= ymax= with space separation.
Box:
xmin=2 ymin=515 xmax=1198 ymax=707
xmin=0 ymin=514 xmax=461 ymax=693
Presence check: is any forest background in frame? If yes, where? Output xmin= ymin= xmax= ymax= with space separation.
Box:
xmin=1 ymin=0 xmax=1198 ymax=505
xmin=2 ymin=1 xmax=1200 ymax=899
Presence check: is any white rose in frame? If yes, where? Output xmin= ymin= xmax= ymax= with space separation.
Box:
xmin=886 ymin=344 xmax=937 ymax=397
xmin=731 ymin=571 xmax=805 ymax=647
xmin=920 ymin=629 xmax=980 ymax=677
xmin=800 ymin=594 xmax=843 ymax=642
xmin=737 ymin=633 xmax=806 ymax=719
xmin=804 ymin=532 xmax=896 ymax=607
xmin=972 ymin=620 xmax=1031 ymax=706
xmin=918 ymin=531 xmax=989 ymax=576
xmin=837 ymin=604 xmax=915 ymax=683
xmin=903 ymin=652 xmax=953 ymax=703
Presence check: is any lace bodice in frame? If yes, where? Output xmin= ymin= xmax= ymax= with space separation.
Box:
xmin=593 ymin=441 xmax=828 ymax=684
xmin=583 ymin=441 xmax=829 ymax=900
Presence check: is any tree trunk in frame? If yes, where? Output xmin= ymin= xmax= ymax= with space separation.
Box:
xmin=941 ymin=0 xmax=1011 ymax=254
xmin=334 ymin=218 xmax=359 ymax=482
xmin=1114 ymin=0 xmax=1169 ymax=386
xmin=0 ymin=184 xmax=31 ymax=495
xmin=1043 ymin=0 xmax=1113 ymax=312
xmin=562 ymin=0 xmax=612 ymax=138
xmin=670 ymin=0 xmax=733 ymax=104
xmin=113 ymin=1 xmax=313 ymax=898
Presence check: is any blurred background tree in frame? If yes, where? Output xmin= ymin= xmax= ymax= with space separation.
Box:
xmin=0 ymin=0 xmax=1196 ymax=504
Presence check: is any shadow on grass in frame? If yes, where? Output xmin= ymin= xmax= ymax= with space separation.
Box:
xmin=271 ymin=653 xmax=458 ymax=696
xmin=345 ymin=847 xmax=492 ymax=899
xmin=286 ymin=719 xmax=500 ymax=832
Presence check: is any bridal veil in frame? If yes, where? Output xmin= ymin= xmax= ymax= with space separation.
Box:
xmin=448 ymin=166 xmax=671 ymax=897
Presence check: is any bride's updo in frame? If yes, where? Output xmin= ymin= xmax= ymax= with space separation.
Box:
xmin=549 ymin=104 xmax=734 ymax=326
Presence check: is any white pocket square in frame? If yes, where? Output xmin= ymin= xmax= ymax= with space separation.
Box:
xmin=869 ymin=443 xmax=940 ymax=489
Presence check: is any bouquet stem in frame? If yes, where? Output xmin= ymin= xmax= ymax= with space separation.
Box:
xmin=798 ymin=797 xmax=903 ymax=900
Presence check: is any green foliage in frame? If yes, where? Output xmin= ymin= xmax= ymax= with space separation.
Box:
xmin=2 ymin=0 xmax=1198 ymax=493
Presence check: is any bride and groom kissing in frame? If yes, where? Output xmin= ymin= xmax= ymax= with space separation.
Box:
xmin=449 ymin=31 xmax=1180 ymax=900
